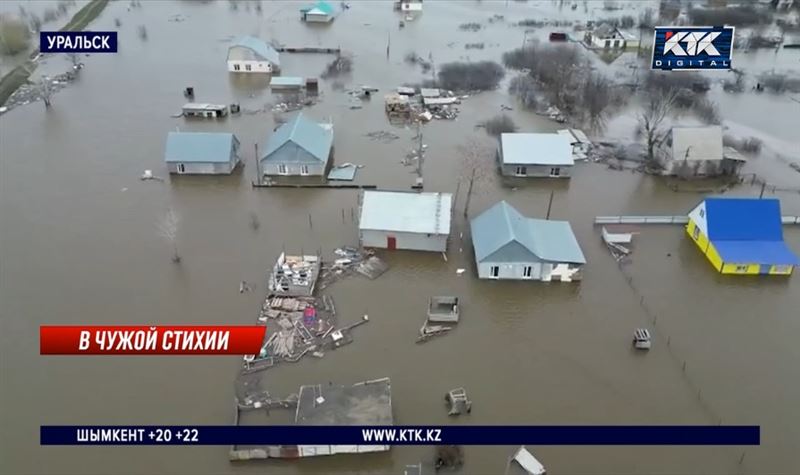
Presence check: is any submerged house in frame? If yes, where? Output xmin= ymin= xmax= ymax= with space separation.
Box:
xmin=300 ymin=1 xmax=336 ymax=22
xmin=687 ymin=197 xmax=799 ymax=275
xmin=260 ymin=113 xmax=333 ymax=177
xmin=164 ymin=132 xmax=240 ymax=175
xmin=498 ymin=133 xmax=574 ymax=178
xmin=470 ymin=201 xmax=586 ymax=282
xmin=585 ymin=25 xmax=639 ymax=49
xmin=359 ymin=191 xmax=452 ymax=252
xmin=659 ymin=126 xmax=745 ymax=177
xmin=227 ymin=36 xmax=280 ymax=73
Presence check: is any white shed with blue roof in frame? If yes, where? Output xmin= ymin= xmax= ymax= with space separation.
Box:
xmin=165 ymin=132 xmax=241 ymax=175
xmin=260 ymin=113 xmax=333 ymax=177
xmin=227 ymin=36 xmax=280 ymax=73
xmin=470 ymin=201 xmax=586 ymax=282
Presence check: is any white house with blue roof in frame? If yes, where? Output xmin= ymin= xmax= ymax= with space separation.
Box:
xmin=164 ymin=132 xmax=241 ymax=175
xmin=470 ymin=201 xmax=586 ymax=282
xmin=260 ymin=113 xmax=333 ymax=177
xmin=227 ymin=36 xmax=280 ymax=73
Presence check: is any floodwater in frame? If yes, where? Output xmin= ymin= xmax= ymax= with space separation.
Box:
xmin=2 ymin=1 xmax=800 ymax=474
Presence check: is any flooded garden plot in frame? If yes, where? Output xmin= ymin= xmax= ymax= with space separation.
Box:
xmin=2 ymin=0 xmax=800 ymax=474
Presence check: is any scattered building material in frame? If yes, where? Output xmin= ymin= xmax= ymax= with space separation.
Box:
xmin=416 ymin=323 xmax=452 ymax=343
xmin=427 ymin=296 xmax=459 ymax=323
xmin=355 ymin=256 xmax=390 ymax=279
xmin=633 ymin=328 xmax=651 ymax=350
xmin=365 ymin=130 xmax=400 ymax=142
xmin=506 ymin=446 xmax=546 ymax=475
xmin=182 ymin=102 xmax=228 ymax=118
xmin=601 ymin=226 xmax=634 ymax=260
xmin=445 ymin=388 xmax=472 ymax=416
xmin=268 ymin=252 xmax=320 ymax=296
xmin=385 ymin=93 xmax=411 ymax=116
xmin=557 ymin=128 xmax=592 ymax=161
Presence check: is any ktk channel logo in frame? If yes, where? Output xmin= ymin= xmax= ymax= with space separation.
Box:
xmin=651 ymin=26 xmax=734 ymax=71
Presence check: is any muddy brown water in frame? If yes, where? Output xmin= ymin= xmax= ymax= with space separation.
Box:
xmin=2 ymin=1 xmax=800 ymax=474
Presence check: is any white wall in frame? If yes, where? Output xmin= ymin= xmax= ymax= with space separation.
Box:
xmin=262 ymin=161 xmax=325 ymax=177
xmin=478 ymin=261 xmax=582 ymax=281
xmin=227 ymin=60 xmax=272 ymax=73
xmin=361 ymin=230 xmax=447 ymax=252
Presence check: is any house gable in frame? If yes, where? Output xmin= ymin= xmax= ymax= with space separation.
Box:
xmin=262 ymin=141 xmax=323 ymax=165
xmin=482 ymin=240 xmax=540 ymax=264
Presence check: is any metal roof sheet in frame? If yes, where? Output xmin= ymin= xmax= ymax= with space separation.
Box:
xmin=164 ymin=132 xmax=237 ymax=163
xmin=327 ymin=164 xmax=358 ymax=181
xmin=500 ymin=133 xmax=573 ymax=166
xmin=229 ymin=36 xmax=280 ymax=66
xmin=270 ymin=76 xmax=305 ymax=87
xmin=670 ymin=126 xmax=723 ymax=162
xmin=359 ymin=191 xmax=452 ymax=235
xmin=301 ymin=1 xmax=335 ymax=15
xmin=705 ymin=197 xmax=784 ymax=241
xmin=262 ymin=113 xmax=333 ymax=163
xmin=471 ymin=201 xmax=586 ymax=264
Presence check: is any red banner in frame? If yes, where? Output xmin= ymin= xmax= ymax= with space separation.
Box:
xmin=40 ymin=326 xmax=266 ymax=355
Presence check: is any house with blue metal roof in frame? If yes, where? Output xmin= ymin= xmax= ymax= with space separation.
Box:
xmin=687 ymin=197 xmax=799 ymax=275
xmin=227 ymin=36 xmax=280 ymax=73
xmin=470 ymin=201 xmax=586 ymax=282
xmin=260 ymin=113 xmax=333 ymax=177
xmin=300 ymin=1 xmax=336 ymax=22
xmin=164 ymin=132 xmax=241 ymax=175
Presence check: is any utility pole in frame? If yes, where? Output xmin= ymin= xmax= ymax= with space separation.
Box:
xmin=545 ymin=190 xmax=554 ymax=220
xmin=254 ymin=143 xmax=261 ymax=185
xmin=759 ymin=181 xmax=766 ymax=198
xmin=463 ymin=168 xmax=476 ymax=217
xmin=415 ymin=121 xmax=424 ymax=189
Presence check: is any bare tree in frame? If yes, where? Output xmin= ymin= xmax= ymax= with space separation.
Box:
xmin=457 ymin=137 xmax=495 ymax=217
xmin=638 ymin=88 xmax=678 ymax=165
xmin=581 ymin=72 xmax=614 ymax=131
xmin=157 ymin=209 xmax=181 ymax=263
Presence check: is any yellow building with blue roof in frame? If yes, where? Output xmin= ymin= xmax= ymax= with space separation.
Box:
xmin=686 ymin=197 xmax=799 ymax=275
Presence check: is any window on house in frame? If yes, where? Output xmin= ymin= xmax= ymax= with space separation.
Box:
xmin=550 ymin=167 xmax=561 ymax=177
xmin=177 ymin=164 xmax=185 ymax=173
xmin=278 ymin=164 xmax=288 ymax=175
xmin=490 ymin=266 xmax=499 ymax=278
xmin=300 ymin=165 xmax=309 ymax=175
xmin=515 ymin=166 xmax=527 ymax=176
xmin=523 ymin=266 xmax=532 ymax=278
xmin=233 ymin=64 xmax=240 ymax=71
xmin=245 ymin=64 xmax=252 ymax=71
xmin=772 ymin=265 xmax=791 ymax=273
xmin=692 ymin=226 xmax=700 ymax=239
xmin=735 ymin=265 xmax=748 ymax=272
xmin=699 ymin=208 xmax=705 ymax=218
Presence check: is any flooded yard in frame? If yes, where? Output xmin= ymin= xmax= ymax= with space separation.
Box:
xmin=1 ymin=1 xmax=800 ymax=474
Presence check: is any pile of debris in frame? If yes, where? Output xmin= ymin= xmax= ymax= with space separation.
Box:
xmin=318 ymin=246 xmax=389 ymax=290
xmin=417 ymin=296 xmax=460 ymax=344
xmin=4 ymin=70 xmax=77 ymax=111
xmin=601 ymin=226 xmax=636 ymax=261
xmin=268 ymin=253 xmax=320 ymax=297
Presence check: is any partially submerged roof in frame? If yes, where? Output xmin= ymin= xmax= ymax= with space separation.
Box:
xmin=301 ymin=1 xmax=335 ymax=15
xmin=164 ymin=132 xmax=237 ymax=163
xmin=261 ymin=113 xmax=333 ymax=163
xmin=501 ymin=133 xmax=573 ymax=166
xmin=270 ymin=76 xmax=305 ymax=88
xmin=670 ymin=126 xmax=723 ymax=162
xmin=229 ymin=36 xmax=280 ymax=66
xmin=699 ymin=197 xmax=799 ymax=265
xmin=360 ymin=191 xmax=452 ymax=235
xmin=295 ymin=378 xmax=392 ymax=425
xmin=471 ymin=201 xmax=586 ymax=264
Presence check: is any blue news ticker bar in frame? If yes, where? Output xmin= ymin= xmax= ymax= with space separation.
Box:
xmin=41 ymin=425 xmax=760 ymax=446
xmin=40 ymin=31 xmax=118 ymax=53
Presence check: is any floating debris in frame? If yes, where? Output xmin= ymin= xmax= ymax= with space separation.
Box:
xmin=509 ymin=446 xmax=546 ymax=475
xmin=633 ymin=328 xmax=652 ymax=350
xmin=428 ymin=296 xmax=459 ymax=323
xmin=365 ymin=130 xmax=401 ymax=142
xmin=601 ymin=226 xmax=636 ymax=261
xmin=445 ymin=387 xmax=472 ymax=416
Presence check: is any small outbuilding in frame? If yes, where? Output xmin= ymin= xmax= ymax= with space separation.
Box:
xmin=359 ymin=191 xmax=452 ymax=252
xmin=182 ymin=103 xmax=228 ymax=118
xmin=687 ymin=197 xmax=799 ymax=275
xmin=260 ymin=113 xmax=333 ymax=177
xmin=300 ymin=1 xmax=336 ymax=22
xmin=585 ymin=25 xmax=639 ymax=49
xmin=227 ymin=36 xmax=280 ymax=73
xmin=471 ymin=201 xmax=586 ymax=282
xmin=498 ymin=133 xmax=574 ymax=178
xmin=164 ymin=132 xmax=240 ymax=175
xmin=270 ymin=76 xmax=306 ymax=90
